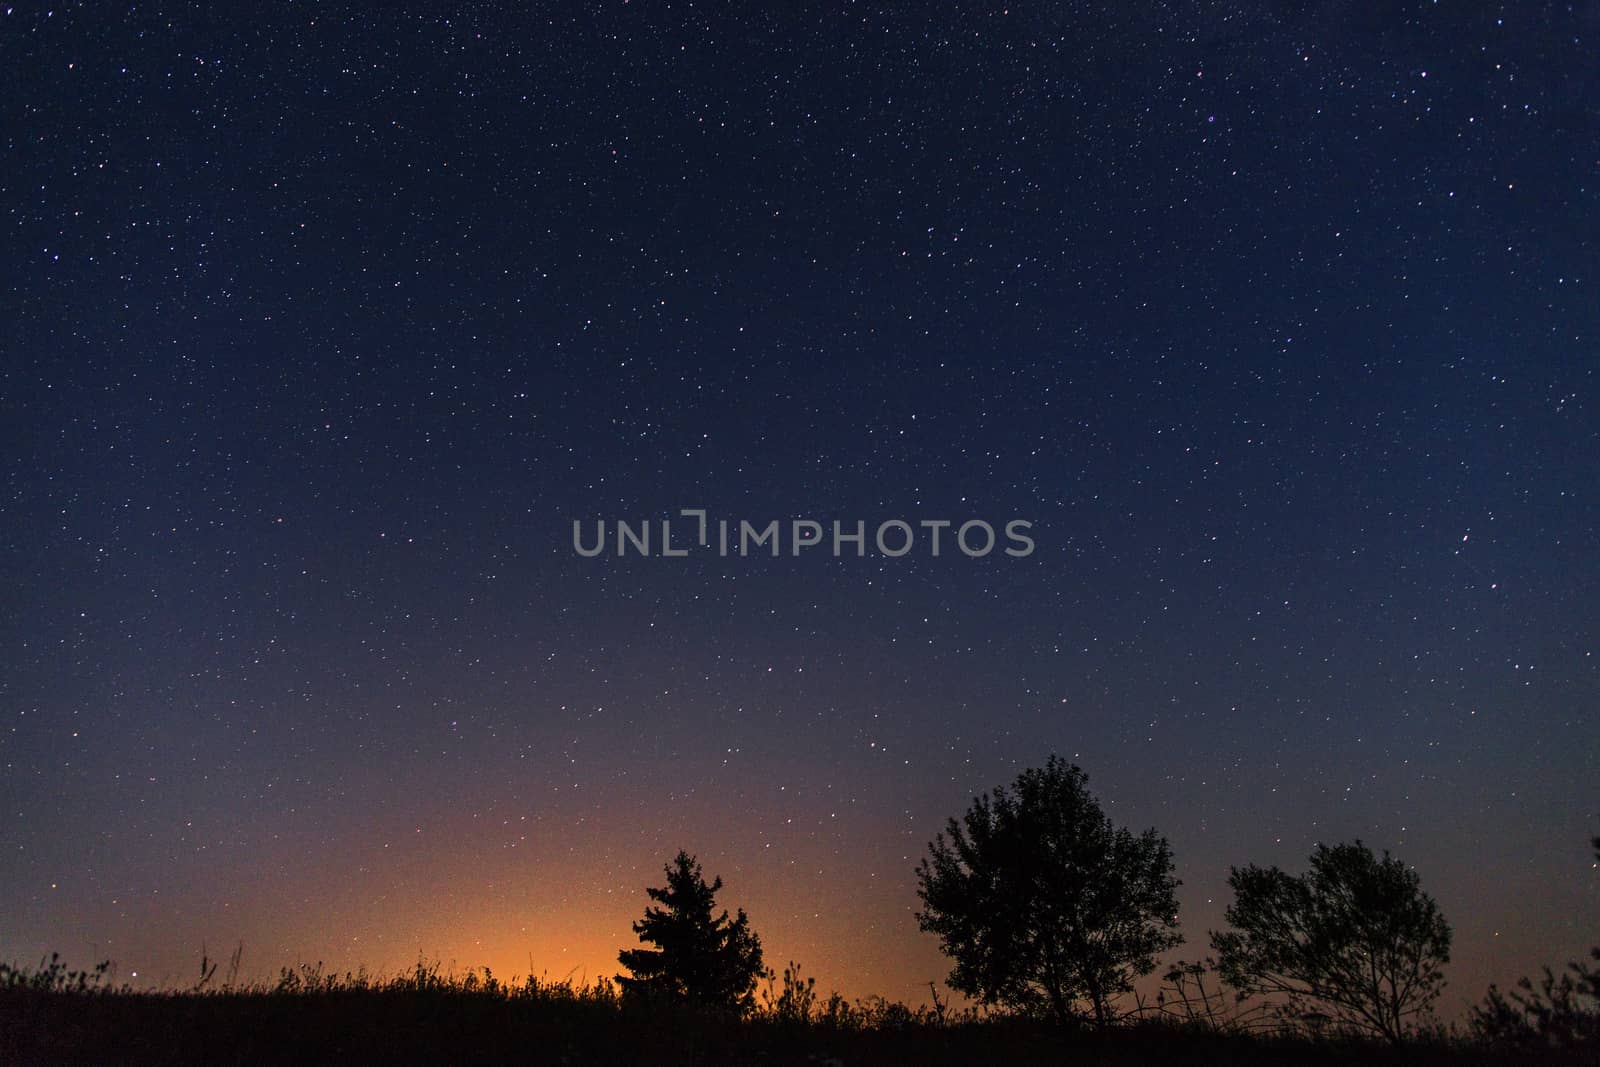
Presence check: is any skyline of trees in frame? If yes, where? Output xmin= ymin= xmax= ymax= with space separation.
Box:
xmin=5 ymin=776 xmax=1594 ymax=1053
xmin=609 ymin=756 xmax=1511 ymax=1045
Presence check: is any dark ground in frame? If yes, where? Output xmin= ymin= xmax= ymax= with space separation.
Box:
xmin=1 ymin=989 xmax=1587 ymax=1067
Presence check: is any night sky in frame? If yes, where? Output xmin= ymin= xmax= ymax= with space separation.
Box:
xmin=3 ymin=2 xmax=1597 ymax=1015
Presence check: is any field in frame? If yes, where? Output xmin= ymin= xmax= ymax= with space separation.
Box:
xmin=0 ymin=960 xmax=1585 ymax=1067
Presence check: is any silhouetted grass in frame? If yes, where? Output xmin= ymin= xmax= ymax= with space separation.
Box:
xmin=0 ymin=953 xmax=1587 ymax=1066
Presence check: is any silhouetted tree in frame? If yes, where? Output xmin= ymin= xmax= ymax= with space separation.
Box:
xmin=915 ymin=757 xmax=1183 ymax=1027
xmin=1211 ymin=840 xmax=1451 ymax=1044
xmin=616 ymin=850 xmax=765 ymax=1014
xmin=1470 ymin=836 xmax=1600 ymax=1048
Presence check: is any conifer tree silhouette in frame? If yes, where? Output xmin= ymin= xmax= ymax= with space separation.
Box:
xmin=617 ymin=850 xmax=765 ymax=1014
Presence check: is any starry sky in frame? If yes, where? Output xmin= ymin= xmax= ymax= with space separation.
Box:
xmin=3 ymin=1 xmax=1597 ymax=1014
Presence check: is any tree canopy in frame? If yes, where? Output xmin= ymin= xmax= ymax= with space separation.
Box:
xmin=915 ymin=757 xmax=1182 ymax=1026
xmin=616 ymin=850 xmax=765 ymax=1015
xmin=1210 ymin=840 xmax=1451 ymax=1044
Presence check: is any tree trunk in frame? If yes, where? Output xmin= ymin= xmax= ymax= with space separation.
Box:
xmin=1089 ymin=983 xmax=1108 ymax=1029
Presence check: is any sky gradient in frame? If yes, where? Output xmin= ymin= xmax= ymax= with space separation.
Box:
xmin=3 ymin=2 xmax=1597 ymax=1016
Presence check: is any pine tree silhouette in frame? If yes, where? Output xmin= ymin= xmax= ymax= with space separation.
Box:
xmin=617 ymin=850 xmax=765 ymax=1014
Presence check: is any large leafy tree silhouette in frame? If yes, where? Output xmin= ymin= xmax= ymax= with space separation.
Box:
xmin=617 ymin=850 xmax=765 ymax=1014
xmin=1211 ymin=840 xmax=1452 ymax=1044
xmin=916 ymin=757 xmax=1183 ymax=1026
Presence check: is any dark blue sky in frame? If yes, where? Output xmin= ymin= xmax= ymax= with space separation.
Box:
xmin=3 ymin=2 xmax=1596 ymax=1009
